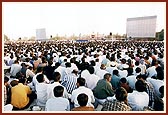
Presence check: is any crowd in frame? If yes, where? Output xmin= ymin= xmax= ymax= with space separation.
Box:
xmin=3 ymin=40 xmax=165 ymax=111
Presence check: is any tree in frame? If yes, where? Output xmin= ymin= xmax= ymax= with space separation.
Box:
xmin=156 ymin=29 xmax=164 ymax=41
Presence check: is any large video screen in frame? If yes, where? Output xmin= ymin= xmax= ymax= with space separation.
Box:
xmin=126 ymin=16 xmax=157 ymax=38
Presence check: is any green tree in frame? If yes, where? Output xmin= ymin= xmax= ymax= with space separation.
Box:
xmin=156 ymin=29 xmax=164 ymax=41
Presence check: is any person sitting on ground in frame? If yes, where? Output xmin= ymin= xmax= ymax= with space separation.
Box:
xmin=81 ymin=66 xmax=100 ymax=90
xmin=102 ymin=87 xmax=132 ymax=111
xmin=95 ymin=64 xmax=109 ymax=79
xmin=36 ymin=74 xmax=48 ymax=107
xmin=45 ymin=86 xmax=70 ymax=111
xmin=126 ymin=67 xmax=141 ymax=90
xmin=31 ymin=66 xmax=49 ymax=91
xmin=10 ymin=60 xmax=22 ymax=78
xmin=93 ymin=73 xmax=115 ymax=104
xmin=61 ymin=69 xmax=78 ymax=94
xmin=155 ymin=66 xmax=164 ymax=80
xmin=127 ymin=79 xmax=149 ymax=111
xmin=26 ymin=66 xmax=35 ymax=83
xmin=119 ymin=77 xmax=133 ymax=93
xmin=136 ymin=74 xmax=155 ymax=109
xmin=72 ymin=93 xmax=94 ymax=111
xmin=47 ymin=72 xmax=70 ymax=100
xmin=110 ymin=69 xmax=120 ymax=90
xmin=154 ymin=85 xmax=164 ymax=111
xmin=71 ymin=77 xmax=95 ymax=108
xmin=11 ymin=78 xmax=34 ymax=110
xmin=7 ymin=79 xmax=19 ymax=105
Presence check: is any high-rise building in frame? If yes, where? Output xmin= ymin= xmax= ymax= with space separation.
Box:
xmin=126 ymin=16 xmax=157 ymax=38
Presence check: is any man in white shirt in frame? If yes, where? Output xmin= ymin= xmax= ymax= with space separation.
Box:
xmin=117 ymin=58 xmax=129 ymax=70
xmin=26 ymin=66 xmax=35 ymax=82
xmin=10 ymin=60 xmax=22 ymax=77
xmin=118 ymin=69 xmax=128 ymax=78
xmin=61 ymin=69 xmax=78 ymax=94
xmin=47 ymin=72 xmax=70 ymax=100
xmin=106 ymin=62 xmax=118 ymax=75
xmin=71 ymin=77 xmax=95 ymax=108
xmin=146 ymin=66 xmax=157 ymax=78
xmin=54 ymin=62 xmax=66 ymax=81
xmin=70 ymin=58 xmax=79 ymax=71
xmin=146 ymin=61 xmax=159 ymax=78
xmin=146 ymin=77 xmax=164 ymax=98
xmin=127 ymin=80 xmax=149 ymax=111
xmin=64 ymin=62 xmax=73 ymax=76
xmin=36 ymin=74 xmax=48 ymax=106
xmin=59 ymin=53 xmax=67 ymax=64
xmin=45 ymin=86 xmax=70 ymax=111
xmin=30 ymin=67 xmax=49 ymax=91
xmin=95 ymin=64 xmax=109 ymax=79
xmin=81 ymin=66 xmax=100 ymax=90
xmin=126 ymin=67 xmax=141 ymax=90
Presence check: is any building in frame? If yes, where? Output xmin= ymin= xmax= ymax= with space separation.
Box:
xmin=36 ymin=28 xmax=47 ymax=40
xmin=126 ymin=16 xmax=157 ymax=39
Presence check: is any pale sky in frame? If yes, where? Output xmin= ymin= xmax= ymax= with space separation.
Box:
xmin=2 ymin=2 xmax=166 ymax=39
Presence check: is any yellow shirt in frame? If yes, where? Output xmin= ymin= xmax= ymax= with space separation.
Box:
xmin=11 ymin=83 xmax=32 ymax=109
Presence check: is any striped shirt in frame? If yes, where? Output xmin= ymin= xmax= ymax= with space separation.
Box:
xmin=61 ymin=73 xmax=78 ymax=94
xmin=145 ymin=81 xmax=155 ymax=108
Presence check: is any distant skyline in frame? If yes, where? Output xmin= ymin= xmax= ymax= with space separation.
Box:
xmin=2 ymin=2 xmax=166 ymax=40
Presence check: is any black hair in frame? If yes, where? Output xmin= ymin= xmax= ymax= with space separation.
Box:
xmin=135 ymin=67 xmax=141 ymax=73
xmin=19 ymin=78 xmax=26 ymax=84
xmin=4 ymin=76 xmax=9 ymax=83
xmin=135 ymin=80 xmax=147 ymax=92
xmin=136 ymin=74 xmax=147 ymax=80
xmin=36 ymin=74 xmax=44 ymax=83
xmin=65 ymin=62 xmax=71 ymax=68
xmin=120 ymin=77 xmax=127 ymax=84
xmin=115 ymin=87 xmax=127 ymax=101
xmin=135 ymin=61 xmax=140 ymax=66
xmin=55 ymin=62 xmax=60 ymax=68
xmin=127 ymin=67 xmax=133 ymax=76
xmin=121 ymin=58 xmax=126 ymax=64
xmin=53 ymin=86 xmax=64 ymax=97
xmin=77 ymin=93 xmax=88 ymax=106
xmin=90 ymin=60 xmax=96 ymax=66
xmin=113 ymin=70 xmax=119 ymax=76
xmin=87 ymin=66 xmax=94 ymax=74
xmin=52 ymin=72 xmax=61 ymax=82
xmin=36 ymin=66 xmax=44 ymax=73
xmin=159 ymin=85 xmax=164 ymax=98
xmin=156 ymin=66 xmax=164 ymax=80
xmin=104 ymin=73 xmax=111 ymax=79
xmin=77 ymin=77 xmax=86 ymax=86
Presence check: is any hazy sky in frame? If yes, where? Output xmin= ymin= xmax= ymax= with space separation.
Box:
xmin=3 ymin=2 xmax=166 ymax=39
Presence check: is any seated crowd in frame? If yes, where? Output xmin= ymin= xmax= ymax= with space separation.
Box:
xmin=4 ymin=40 xmax=164 ymax=111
